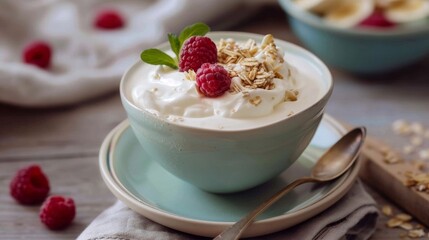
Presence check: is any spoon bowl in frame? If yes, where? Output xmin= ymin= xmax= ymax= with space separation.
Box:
xmin=214 ymin=127 xmax=366 ymax=240
xmin=311 ymin=127 xmax=366 ymax=181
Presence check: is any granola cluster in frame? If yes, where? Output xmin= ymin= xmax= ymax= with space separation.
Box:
xmin=216 ymin=34 xmax=298 ymax=105
xmin=184 ymin=34 xmax=299 ymax=106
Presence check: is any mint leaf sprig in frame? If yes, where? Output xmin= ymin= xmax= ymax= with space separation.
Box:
xmin=140 ymin=22 xmax=210 ymax=70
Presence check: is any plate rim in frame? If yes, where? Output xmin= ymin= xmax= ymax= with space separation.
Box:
xmin=99 ymin=114 xmax=360 ymax=237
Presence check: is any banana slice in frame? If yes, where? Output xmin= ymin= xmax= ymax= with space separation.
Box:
xmin=324 ymin=0 xmax=375 ymax=28
xmin=294 ymin=0 xmax=343 ymax=13
xmin=384 ymin=0 xmax=429 ymax=23
xmin=375 ymin=0 xmax=402 ymax=8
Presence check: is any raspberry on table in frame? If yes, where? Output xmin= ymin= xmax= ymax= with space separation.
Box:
xmin=94 ymin=10 xmax=125 ymax=30
xmin=10 ymin=165 xmax=50 ymax=205
xmin=40 ymin=196 xmax=76 ymax=230
xmin=196 ymin=63 xmax=231 ymax=98
xmin=22 ymin=41 xmax=52 ymax=69
xmin=179 ymin=36 xmax=217 ymax=72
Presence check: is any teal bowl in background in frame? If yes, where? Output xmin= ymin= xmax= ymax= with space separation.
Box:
xmin=279 ymin=0 xmax=429 ymax=74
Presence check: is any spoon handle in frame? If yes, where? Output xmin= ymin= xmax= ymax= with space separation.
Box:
xmin=213 ymin=177 xmax=316 ymax=240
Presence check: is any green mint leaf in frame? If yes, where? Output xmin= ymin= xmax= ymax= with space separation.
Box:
xmin=140 ymin=49 xmax=178 ymax=69
xmin=178 ymin=22 xmax=210 ymax=47
xmin=168 ymin=33 xmax=180 ymax=60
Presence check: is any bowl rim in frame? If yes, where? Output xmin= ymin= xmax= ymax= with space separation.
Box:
xmin=120 ymin=31 xmax=333 ymax=133
xmin=278 ymin=0 xmax=429 ymax=37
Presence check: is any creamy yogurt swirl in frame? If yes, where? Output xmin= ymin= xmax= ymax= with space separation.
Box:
xmin=132 ymin=57 xmax=295 ymax=117
xmin=126 ymin=39 xmax=324 ymax=130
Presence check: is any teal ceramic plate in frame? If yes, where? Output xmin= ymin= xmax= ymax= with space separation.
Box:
xmin=99 ymin=114 xmax=360 ymax=238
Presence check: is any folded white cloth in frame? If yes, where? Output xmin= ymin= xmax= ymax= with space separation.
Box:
xmin=78 ymin=180 xmax=379 ymax=240
xmin=0 ymin=0 xmax=269 ymax=107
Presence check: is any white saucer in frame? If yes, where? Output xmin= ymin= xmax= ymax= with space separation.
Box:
xmin=99 ymin=114 xmax=360 ymax=238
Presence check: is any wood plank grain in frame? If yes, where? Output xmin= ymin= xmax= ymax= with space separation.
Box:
xmin=0 ymin=94 xmax=126 ymax=161
xmin=360 ymin=136 xmax=429 ymax=227
xmin=0 ymin=157 xmax=115 ymax=240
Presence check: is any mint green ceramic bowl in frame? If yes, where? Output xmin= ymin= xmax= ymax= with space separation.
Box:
xmin=279 ymin=0 xmax=429 ymax=74
xmin=120 ymin=32 xmax=333 ymax=193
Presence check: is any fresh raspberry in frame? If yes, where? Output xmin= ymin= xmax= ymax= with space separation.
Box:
xmin=10 ymin=165 xmax=50 ymax=205
xmin=179 ymin=36 xmax=217 ymax=72
xmin=94 ymin=10 xmax=125 ymax=30
xmin=196 ymin=63 xmax=231 ymax=98
xmin=22 ymin=41 xmax=52 ymax=69
xmin=40 ymin=196 xmax=76 ymax=230
xmin=359 ymin=10 xmax=395 ymax=28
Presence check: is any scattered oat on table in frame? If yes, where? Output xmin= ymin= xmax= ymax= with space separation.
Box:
xmin=391 ymin=120 xmax=429 ymax=160
xmin=403 ymin=171 xmax=429 ymax=193
xmin=408 ymin=229 xmax=425 ymax=238
xmin=389 ymin=120 xmax=429 ymax=194
xmin=382 ymin=205 xmax=393 ymax=216
xmin=382 ymin=205 xmax=428 ymax=238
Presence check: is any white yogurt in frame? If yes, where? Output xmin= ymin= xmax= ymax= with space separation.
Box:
xmin=125 ymin=50 xmax=325 ymax=131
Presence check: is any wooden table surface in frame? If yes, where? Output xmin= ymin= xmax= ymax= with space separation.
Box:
xmin=1 ymin=5 xmax=429 ymax=240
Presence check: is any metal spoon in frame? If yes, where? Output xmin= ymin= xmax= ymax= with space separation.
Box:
xmin=214 ymin=127 xmax=366 ymax=240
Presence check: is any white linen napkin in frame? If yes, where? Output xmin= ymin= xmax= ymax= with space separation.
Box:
xmin=0 ymin=0 xmax=269 ymax=107
xmin=78 ymin=180 xmax=379 ymax=240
